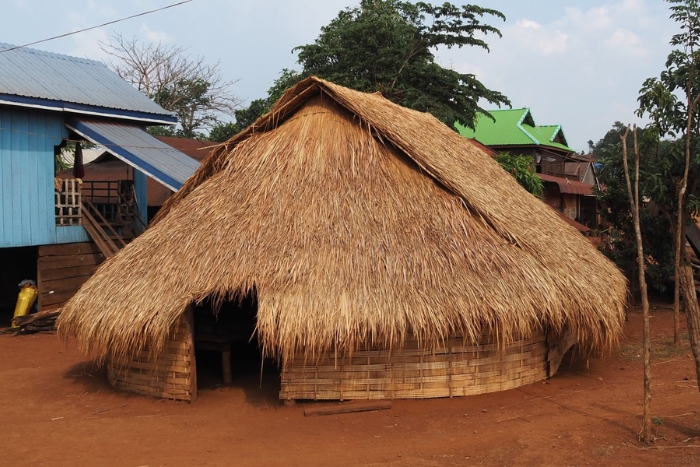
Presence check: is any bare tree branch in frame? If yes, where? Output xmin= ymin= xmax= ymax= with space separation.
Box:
xmin=101 ymin=34 xmax=241 ymax=137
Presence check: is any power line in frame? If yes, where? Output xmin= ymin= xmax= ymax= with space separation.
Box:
xmin=0 ymin=0 xmax=194 ymax=54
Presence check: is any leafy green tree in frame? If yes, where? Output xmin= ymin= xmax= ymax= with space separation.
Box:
xmin=295 ymin=0 xmax=509 ymax=128
xmin=636 ymin=0 xmax=700 ymax=394
xmin=240 ymin=1 xmax=508 ymax=131
xmin=495 ymin=153 xmax=543 ymax=197
xmin=208 ymin=99 xmax=269 ymax=142
xmin=218 ymin=2 xmax=509 ymax=140
xmin=594 ymin=124 xmax=676 ymax=294
xmin=591 ymin=121 xmax=629 ymax=158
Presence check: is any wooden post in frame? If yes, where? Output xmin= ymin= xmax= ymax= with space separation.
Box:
xmin=185 ymin=306 xmax=197 ymax=402
xmin=221 ymin=344 xmax=232 ymax=384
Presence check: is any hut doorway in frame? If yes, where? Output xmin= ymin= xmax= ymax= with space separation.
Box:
xmin=192 ymin=292 xmax=280 ymax=399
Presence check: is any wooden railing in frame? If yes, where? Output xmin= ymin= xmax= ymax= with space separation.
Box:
xmin=54 ymin=178 xmax=82 ymax=226
xmin=54 ymin=178 xmax=146 ymax=258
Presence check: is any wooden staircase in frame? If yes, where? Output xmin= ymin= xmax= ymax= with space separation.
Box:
xmin=81 ymin=181 xmax=147 ymax=258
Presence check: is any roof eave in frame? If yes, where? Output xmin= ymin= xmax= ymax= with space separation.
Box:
xmin=516 ymin=108 xmax=540 ymax=146
xmin=0 ymin=93 xmax=177 ymax=125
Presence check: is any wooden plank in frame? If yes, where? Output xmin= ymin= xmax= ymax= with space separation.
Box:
xmin=40 ymin=275 xmax=92 ymax=294
xmin=185 ymin=308 xmax=197 ymax=402
xmin=303 ymin=401 xmax=392 ymax=417
xmin=81 ymin=208 xmax=116 ymax=258
xmin=38 ymin=242 xmax=101 ymax=257
xmin=39 ymin=263 xmax=99 ymax=282
xmin=40 ymin=289 xmax=81 ymax=308
xmin=38 ymin=252 xmax=105 ymax=269
xmin=13 ymin=308 xmax=60 ymax=326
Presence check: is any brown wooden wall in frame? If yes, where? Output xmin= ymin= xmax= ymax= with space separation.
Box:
xmin=280 ymin=329 xmax=575 ymax=402
xmin=37 ymin=242 xmax=105 ymax=311
xmin=107 ymin=311 xmax=197 ymax=402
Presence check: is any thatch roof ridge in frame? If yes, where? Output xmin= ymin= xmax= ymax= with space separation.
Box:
xmin=58 ymin=77 xmax=626 ymax=364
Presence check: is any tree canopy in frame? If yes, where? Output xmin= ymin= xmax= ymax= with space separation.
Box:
xmin=593 ymin=123 xmax=677 ymax=292
xmin=292 ymin=0 xmax=509 ymax=128
xmin=210 ymin=0 xmax=509 ymax=140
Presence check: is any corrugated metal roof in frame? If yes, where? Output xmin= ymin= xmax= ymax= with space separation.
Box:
xmin=154 ymin=136 xmax=214 ymax=161
xmin=455 ymin=108 xmax=574 ymax=152
xmin=0 ymin=43 xmax=174 ymax=122
xmin=538 ymin=173 xmax=593 ymax=196
xmin=56 ymin=137 xmax=215 ymax=206
xmin=65 ymin=119 xmax=199 ymax=191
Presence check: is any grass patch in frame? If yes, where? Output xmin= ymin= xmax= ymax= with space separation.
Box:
xmin=620 ymin=335 xmax=690 ymax=361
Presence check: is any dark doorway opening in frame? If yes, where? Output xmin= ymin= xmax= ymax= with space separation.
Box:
xmin=192 ymin=291 xmax=280 ymax=403
xmin=0 ymin=246 xmax=38 ymax=327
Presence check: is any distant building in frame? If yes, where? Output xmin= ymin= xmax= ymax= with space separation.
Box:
xmin=457 ymin=108 xmax=598 ymax=231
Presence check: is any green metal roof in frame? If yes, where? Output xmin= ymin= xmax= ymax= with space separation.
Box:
xmin=455 ymin=108 xmax=573 ymax=152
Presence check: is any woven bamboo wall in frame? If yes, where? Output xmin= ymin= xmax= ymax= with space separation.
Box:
xmin=547 ymin=328 xmax=577 ymax=376
xmin=280 ymin=330 xmax=574 ymax=401
xmin=106 ymin=311 xmax=196 ymax=401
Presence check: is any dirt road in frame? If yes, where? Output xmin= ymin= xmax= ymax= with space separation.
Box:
xmin=1 ymin=306 xmax=699 ymax=466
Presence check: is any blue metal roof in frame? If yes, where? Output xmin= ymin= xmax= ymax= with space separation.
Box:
xmin=0 ymin=43 xmax=176 ymax=124
xmin=66 ymin=119 xmax=199 ymax=191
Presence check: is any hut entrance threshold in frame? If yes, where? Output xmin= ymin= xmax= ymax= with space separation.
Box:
xmin=192 ymin=292 xmax=280 ymax=398
xmin=193 ymin=332 xmax=236 ymax=384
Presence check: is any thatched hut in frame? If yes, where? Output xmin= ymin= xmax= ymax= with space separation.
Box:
xmin=58 ymin=77 xmax=626 ymax=402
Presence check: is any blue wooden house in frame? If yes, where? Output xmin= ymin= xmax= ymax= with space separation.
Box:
xmin=0 ymin=43 xmax=200 ymax=314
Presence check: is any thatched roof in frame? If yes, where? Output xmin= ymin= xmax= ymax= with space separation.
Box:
xmin=58 ymin=77 xmax=626 ymax=363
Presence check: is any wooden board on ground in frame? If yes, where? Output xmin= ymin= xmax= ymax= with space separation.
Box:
xmin=303 ymin=401 xmax=392 ymax=417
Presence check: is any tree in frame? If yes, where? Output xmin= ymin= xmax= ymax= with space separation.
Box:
xmin=618 ymin=125 xmax=653 ymax=443
xmin=215 ymin=2 xmax=508 ymax=141
xmin=208 ymin=99 xmax=269 ymax=142
xmin=637 ymin=0 xmax=700 ymax=392
xmin=102 ymin=34 xmax=241 ymax=138
xmin=277 ymin=0 xmax=509 ymax=129
xmin=594 ymin=123 xmax=679 ymax=297
xmin=495 ymin=153 xmax=543 ymax=197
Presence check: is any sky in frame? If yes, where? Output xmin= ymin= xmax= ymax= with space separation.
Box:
xmin=1 ymin=0 xmax=682 ymax=152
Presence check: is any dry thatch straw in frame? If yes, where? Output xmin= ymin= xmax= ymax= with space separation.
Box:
xmin=58 ymin=77 xmax=627 ymax=365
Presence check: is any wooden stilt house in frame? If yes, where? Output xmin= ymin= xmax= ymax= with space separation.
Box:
xmin=0 ymin=43 xmax=198 ymax=315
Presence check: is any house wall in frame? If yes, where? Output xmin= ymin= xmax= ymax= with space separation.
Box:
xmin=134 ymin=168 xmax=148 ymax=223
xmin=36 ymin=242 xmax=105 ymax=311
xmin=543 ymin=184 xmax=561 ymax=210
xmin=579 ymin=196 xmax=598 ymax=229
xmin=562 ymin=194 xmax=578 ymax=220
xmin=0 ymin=106 xmax=88 ymax=248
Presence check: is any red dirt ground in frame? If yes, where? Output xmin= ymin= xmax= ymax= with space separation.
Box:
xmin=1 ymin=306 xmax=700 ymax=467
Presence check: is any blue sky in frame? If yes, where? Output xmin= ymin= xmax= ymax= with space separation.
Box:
xmin=2 ymin=0 xmax=680 ymax=152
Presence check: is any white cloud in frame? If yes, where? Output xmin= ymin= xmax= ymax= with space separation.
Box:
xmin=560 ymin=6 xmax=612 ymax=32
xmin=437 ymin=0 xmax=677 ymax=151
xmin=86 ymin=0 xmax=117 ymax=17
xmin=607 ymin=28 xmax=647 ymax=57
xmin=518 ymin=19 xmax=541 ymax=30
xmin=140 ymin=23 xmax=171 ymax=43
xmin=509 ymin=19 xmax=568 ymax=55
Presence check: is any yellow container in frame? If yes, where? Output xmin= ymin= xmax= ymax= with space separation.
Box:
xmin=12 ymin=284 xmax=38 ymax=328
